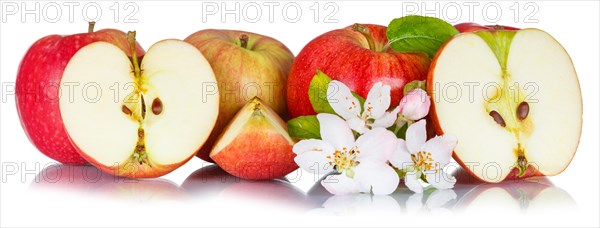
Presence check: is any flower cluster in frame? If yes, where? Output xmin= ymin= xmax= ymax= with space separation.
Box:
xmin=293 ymin=79 xmax=458 ymax=195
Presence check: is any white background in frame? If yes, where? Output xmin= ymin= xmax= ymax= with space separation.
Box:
xmin=1 ymin=1 xmax=598 ymax=227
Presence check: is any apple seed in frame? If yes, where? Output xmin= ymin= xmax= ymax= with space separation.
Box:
xmin=517 ymin=102 xmax=529 ymax=120
xmin=141 ymin=95 xmax=146 ymax=119
xmin=121 ymin=105 xmax=132 ymax=116
xmin=489 ymin=110 xmax=506 ymax=127
xmin=152 ymin=98 xmax=163 ymax=115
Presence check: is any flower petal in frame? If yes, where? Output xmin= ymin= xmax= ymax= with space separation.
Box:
xmin=321 ymin=173 xmax=360 ymax=195
xmin=293 ymin=139 xmax=335 ymax=174
xmin=425 ymin=189 xmax=457 ymax=209
xmin=422 ymin=134 xmax=457 ymax=168
xmin=364 ymin=82 xmax=391 ymax=119
xmin=425 ymin=170 xmax=456 ymax=190
xmin=317 ymin=113 xmax=355 ymax=151
xmin=406 ymin=119 xmax=427 ymax=154
xmin=327 ymin=80 xmax=361 ymax=120
xmin=389 ymin=139 xmax=413 ymax=169
xmin=354 ymin=128 xmax=397 ymax=163
xmin=405 ymin=170 xmax=424 ymax=193
xmin=347 ymin=117 xmax=369 ymax=134
xmin=372 ymin=106 xmax=400 ymax=129
xmin=398 ymin=88 xmax=430 ymax=120
xmin=353 ymin=161 xmax=399 ymax=195
xmin=292 ymin=139 xmax=335 ymax=155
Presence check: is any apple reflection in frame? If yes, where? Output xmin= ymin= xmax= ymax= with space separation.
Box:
xmin=182 ymin=165 xmax=311 ymax=211
xmin=307 ymin=169 xmax=575 ymax=215
xmin=29 ymin=164 xmax=186 ymax=201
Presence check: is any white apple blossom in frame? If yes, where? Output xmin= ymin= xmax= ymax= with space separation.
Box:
xmin=293 ymin=113 xmax=399 ymax=195
xmin=327 ymin=81 xmax=399 ymax=134
xmin=390 ymin=120 xmax=458 ymax=193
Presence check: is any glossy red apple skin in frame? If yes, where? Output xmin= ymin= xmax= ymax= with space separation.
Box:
xmin=210 ymin=128 xmax=297 ymax=180
xmin=185 ymin=29 xmax=294 ymax=163
xmin=16 ymin=28 xmax=144 ymax=164
xmin=427 ymin=25 xmax=543 ymax=182
xmin=454 ymin=22 xmax=520 ymax=33
xmin=209 ymin=98 xmax=297 ymax=180
xmin=287 ymin=24 xmax=431 ymax=118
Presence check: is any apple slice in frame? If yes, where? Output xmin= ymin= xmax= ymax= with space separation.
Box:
xmin=428 ymin=28 xmax=582 ymax=182
xmin=210 ymin=97 xmax=297 ymax=180
xmin=59 ymin=33 xmax=219 ymax=178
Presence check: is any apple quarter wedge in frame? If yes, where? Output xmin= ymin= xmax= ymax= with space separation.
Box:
xmin=210 ymin=97 xmax=297 ymax=180
xmin=428 ymin=28 xmax=582 ymax=182
xmin=59 ymin=38 xmax=219 ymax=178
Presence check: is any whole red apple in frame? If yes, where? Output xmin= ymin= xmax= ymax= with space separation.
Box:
xmin=286 ymin=24 xmax=431 ymax=118
xmin=185 ymin=29 xmax=294 ymax=162
xmin=16 ymin=22 xmax=144 ymax=164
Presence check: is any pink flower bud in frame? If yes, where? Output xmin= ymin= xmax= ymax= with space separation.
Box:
xmin=398 ymin=88 xmax=431 ymax=120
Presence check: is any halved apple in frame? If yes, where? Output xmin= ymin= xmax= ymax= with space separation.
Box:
xmin=210 ymin=97 xmax=297 ymax=180
xmin=428 ymin=28 xmax=582 ymax=182
xmin=59 ymin=33 xmax=219 ymax=178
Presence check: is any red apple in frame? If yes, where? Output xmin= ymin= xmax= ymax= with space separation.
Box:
xmin=286 ymin=24 xmax=431 ymax=118
xmin=16 ymin=22 xmax=144 ymax=164
xmin=428 ymin=26 xmax=581 ymax=182
xmin=454 ymin=22 xmax=519 ymax=33
xmin=57 ymin=33 xmax=220 ymax=178
xmin=210 ymin=97 xmax=297 ymax=180
xmin=185 ymin=29 xmax=294 ymax=163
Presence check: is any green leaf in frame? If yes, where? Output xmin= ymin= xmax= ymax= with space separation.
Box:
xmin=308 ymin=70 xmax=335 ymax=114
xmin=403 ymin=80 xmax=427 ymax=95
xmin=386 ymin=15 xmax=459 ymax=58
xmin=287 ymin=115 xmax=320 ymax=139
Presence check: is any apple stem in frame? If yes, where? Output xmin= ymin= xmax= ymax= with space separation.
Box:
xmin=88 ymin=21 xmax=96 ymax=33
xmin=352 ymin=24 xmax=377 ymax=52
xmin=382 ymin=42 xmax=391 ymax=52
xmin=239 ymin=34 xmax=249 ymax=49
xmin=127 ymin=31 xmax=142 ymax=79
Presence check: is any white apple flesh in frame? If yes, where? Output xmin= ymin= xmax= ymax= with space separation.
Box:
xmin=59 ymin=35 xmax=219 ymax=178
xmin=428 ymin=28 xmax=582 ymax=182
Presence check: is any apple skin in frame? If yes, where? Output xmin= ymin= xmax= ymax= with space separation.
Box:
xmin=210 ymin=98 xmax=297 ymax=180
xmin=454 ymin=22 xmax=520 ymax=33
xmin=16 ymin=28 xmax=144 ymax=165
xmin=426 ymin=25 xmax=546 ymax=182
xmin=210 ymin=126 xmax=296 ymax=180
xmin=185 ymin=29 xmax=294 ymax=163
xmin=286 ymin=24 xmax=431 ymax=118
